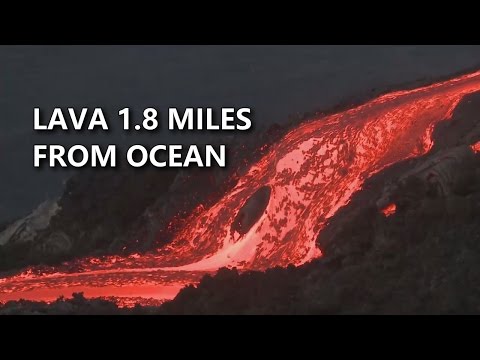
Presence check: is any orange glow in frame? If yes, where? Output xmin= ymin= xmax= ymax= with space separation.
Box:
xmin=2 ymin=71 xmax=480 ymax=307
xmin=471 ymin=141 xmax=480 ymax=153
xmin=381 ymin=203 xmax=397 ymax=217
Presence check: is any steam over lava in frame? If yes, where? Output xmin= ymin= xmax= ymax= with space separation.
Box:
xmin=2 ymin=71 xmax=480 ymax=306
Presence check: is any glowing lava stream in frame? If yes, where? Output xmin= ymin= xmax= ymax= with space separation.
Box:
xmin=2 ymin=71 xmax=480 ymax=307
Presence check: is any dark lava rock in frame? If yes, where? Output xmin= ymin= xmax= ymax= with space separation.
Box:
xmin=232 ymin=186 xmax=271 ymax=235
xmin=0 ymin=167 xmax=179 ymax=271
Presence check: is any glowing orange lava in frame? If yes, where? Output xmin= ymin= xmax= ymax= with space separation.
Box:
xmin=471 ymin=141 xmax=480 ymax=153
xmin=381 ymin=203 xmax=397 ymax=217
xmin=2 ymin=71 xmax=480 ymax=307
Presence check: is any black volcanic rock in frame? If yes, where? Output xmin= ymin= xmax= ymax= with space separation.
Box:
xmin=232 ymin=186 xmax=271 ymax=235
xmin=0 ymin=293 xmax=124 ymax=315
xmin=0 ymin=168 xmax=179 ymax=271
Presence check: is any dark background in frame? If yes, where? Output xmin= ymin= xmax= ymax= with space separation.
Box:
xmin=2 ymin=45 xmax=480 ymax=224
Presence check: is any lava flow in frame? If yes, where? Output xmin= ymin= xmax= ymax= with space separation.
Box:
xmin=2 ymin=71 xmax=480 ymax=307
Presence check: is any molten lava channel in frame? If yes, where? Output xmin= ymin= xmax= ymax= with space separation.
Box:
xmin=2 ymin=71 xmax=480 ymax=307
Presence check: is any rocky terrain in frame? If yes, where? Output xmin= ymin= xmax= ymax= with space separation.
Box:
xmin=1 ymin=80 xmax=480 ymax=315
